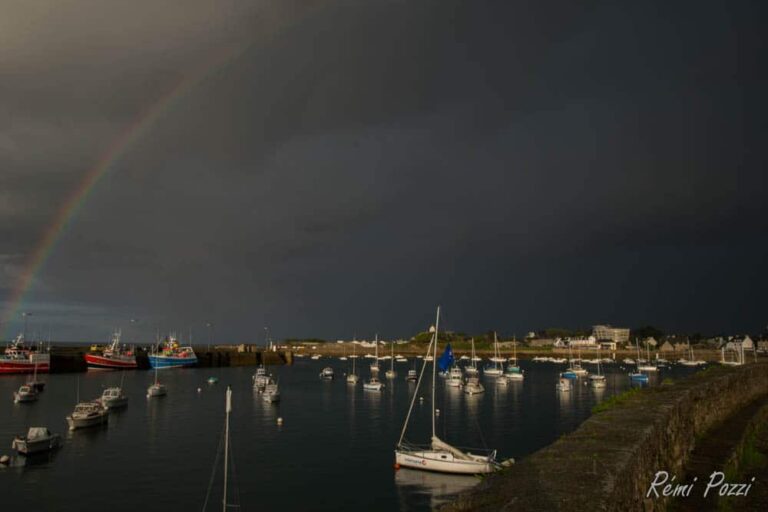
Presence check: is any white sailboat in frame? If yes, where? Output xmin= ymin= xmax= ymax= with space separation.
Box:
xmin=637 ymin=341 xmax=658 ymax=372
xmin=395 ymin=307 xmax=513 ymax=474
xmin=588 ymin=346 xmax=607 ymax=388
xmin=385 ymin=341 xmax=397 ymax=379
xmin=483 ymin=332 xmax=504 ymax=376
xmin=464 ymin=339 xmax=479 ymax=376
xmin=347 ymin=343 xmax=359 ymax=384
xmin=364 ymin=334 xmax=383 ymax=390
xmin=147 ymin=362 xmax=167 ymax=398
xmin=370 ymin=334 xmax=380 ymax=373
xmin=504 ymin=339 xmax=524 ymax=381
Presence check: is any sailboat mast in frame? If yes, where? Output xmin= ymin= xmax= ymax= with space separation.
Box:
xmin=223 ymin=386 xmax=232 ymax=512
xmin=432 ymin=306 xmax=440 ymax=438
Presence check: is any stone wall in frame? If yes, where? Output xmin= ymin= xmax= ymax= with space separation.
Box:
xmin=442 ymin=363 xmax=768 ymax=511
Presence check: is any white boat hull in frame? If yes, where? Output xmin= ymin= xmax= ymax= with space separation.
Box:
xmin=395 ymin=449 xmax=495 ymax=475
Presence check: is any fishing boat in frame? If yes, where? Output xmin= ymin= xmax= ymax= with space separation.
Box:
xmin=0 ymin=334 xmax=50 ymax=374
xmin=504 ymin=339 xmax=524 ymax=381
xmin=99 ymin=387 xmax=128 ymax=409
xmin=385 ymin=341 xmax=397 ymax=379
xmin=395 ymin=307 xmax=513 ymax=474
xmin=66 ymin=401 xmax=108 ymax=430
xmin=483 ymin=333 xmax=504 ymax=376
xmin=252 ymin=366 xmax=269 ymax=391
xmin=148 ymin=334 xmax=197 ymax=369
xmin=84 ymin=330 xmax=137 ymax=370
xmin=320 ymin=367 xmax=334 ymax=379
xmin=147 ymin=365 xmax=167 ymax=397
xmin=262 ymin=377 xmax=280 ymax=403
xmin=13 ymin=384 xmax=39 ymax=403
xmin=12 ymin=427 xmax=61 ymax=455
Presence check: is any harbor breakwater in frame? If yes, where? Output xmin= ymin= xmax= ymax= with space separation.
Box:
xmin=442 ymin=363 xmax=768 ymax=511
xmin=47 ymin=345 xmax=292 ymax=373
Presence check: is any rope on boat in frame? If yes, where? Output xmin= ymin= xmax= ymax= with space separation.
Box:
xmin=202 ymin=424 xmax=226 ymax=511
xmin=396 ymin=331 xmax=435 ymax=447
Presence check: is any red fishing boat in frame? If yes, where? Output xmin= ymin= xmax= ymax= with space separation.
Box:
xmin=0 ymin=335 xmax=50 ymax=374
xmin=84 ymin=330 xmax=137 ymax=370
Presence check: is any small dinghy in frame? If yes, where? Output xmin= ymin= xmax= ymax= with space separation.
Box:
xmin=319 ymin=367 xmax=334 ymax=379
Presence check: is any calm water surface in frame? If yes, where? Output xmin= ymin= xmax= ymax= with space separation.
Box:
xmin=0 ymin=358 xmax=701 ymax=510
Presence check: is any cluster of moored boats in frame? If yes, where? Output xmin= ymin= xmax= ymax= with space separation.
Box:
xmin=318 ymin=331 xmax=525 ymax=398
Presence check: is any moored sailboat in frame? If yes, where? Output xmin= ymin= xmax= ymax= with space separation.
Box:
xmin=395 ymin=307 xmax=512 ymax=474
xmin=347 ymin=343 xmax=359 ymax=384
xmin=385 ymin=341 xmax=397 ymax=379
xmin=483 ymin=332 xmax=504 ymax=377
xmin=147 ymin=364 xmax=167 ymax=398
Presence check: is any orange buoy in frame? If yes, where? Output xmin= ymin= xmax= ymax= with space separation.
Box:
xmin=394 ymin=463 xmax=400 ymax=470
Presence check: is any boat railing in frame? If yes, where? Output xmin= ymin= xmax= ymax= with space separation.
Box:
xmin=398 ymin=440 xmax=497 ymax=458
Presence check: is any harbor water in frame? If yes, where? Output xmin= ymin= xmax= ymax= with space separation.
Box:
xmin=0 ymin=359 xmax=701 ymax=510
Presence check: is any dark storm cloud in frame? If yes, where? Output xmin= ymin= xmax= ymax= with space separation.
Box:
xmin=1 ymin=0 xmax=766 ymax=341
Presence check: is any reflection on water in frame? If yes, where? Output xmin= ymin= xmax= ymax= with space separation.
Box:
xmin=395 ymin=467 xmax=478 ymax=510
xmin=0 ymin=359 xmax=704 ymax=511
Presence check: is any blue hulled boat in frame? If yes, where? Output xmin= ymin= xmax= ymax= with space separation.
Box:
xmin=149 ymin=335 xmax=197 ymax=369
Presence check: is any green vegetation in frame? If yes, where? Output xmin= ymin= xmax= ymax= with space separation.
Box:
xmin=591 ymin=387 xmax=644 ymax=414
xmin=631 ymin=325 xmax=664 ymax=339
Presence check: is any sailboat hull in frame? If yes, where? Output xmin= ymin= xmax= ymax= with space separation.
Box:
xmin=395 ymin=449 xmax=495 ymax=475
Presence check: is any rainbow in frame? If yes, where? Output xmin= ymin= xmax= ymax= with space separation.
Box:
xmin=1 ymin=44 xmax=245 ymax=338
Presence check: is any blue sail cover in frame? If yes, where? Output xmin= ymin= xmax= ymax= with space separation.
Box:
xmin=438 ymin=344 xmax=455 ymax=372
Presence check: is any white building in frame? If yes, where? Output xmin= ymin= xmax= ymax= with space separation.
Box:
xmin=592 ymin=325 xmax=630 ymax=344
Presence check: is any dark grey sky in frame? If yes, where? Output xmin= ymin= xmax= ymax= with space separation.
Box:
xmin=1 ymin=0 xmax=766 ymax=342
